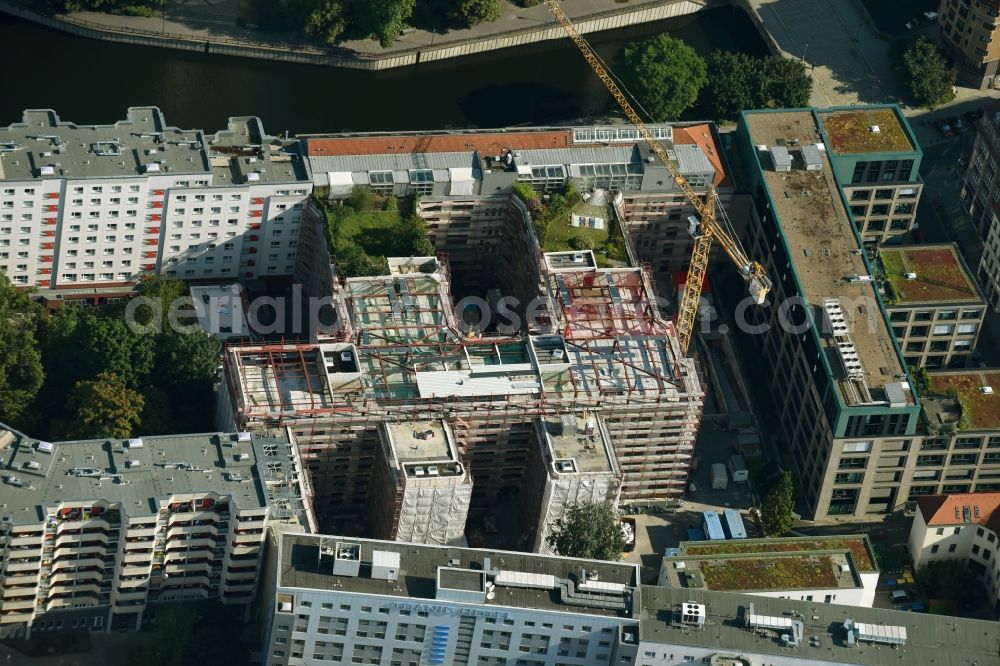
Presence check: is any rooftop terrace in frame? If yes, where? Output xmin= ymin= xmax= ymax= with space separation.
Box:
xmin=880 ymin=244 xmax=980 ymax=305
xmin=639 ymin=586 xmax=1000 ymax=666
xmin=818 ymin=108 xmax=914 ymax=155
xmin=926 ymin=369 xmax=1000 ymax=431
xmin=539 ymin=414 xmax=617 ymax=475
xmin=279 ymin=532 xmax=638 ymax=618
xmin=745 ymin=111 xmax=907 ymax=406
xmin=0 ymin=430 xmax=294 ymax=525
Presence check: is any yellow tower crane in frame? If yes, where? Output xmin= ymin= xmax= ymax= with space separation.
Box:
xmin=544 ymin=0 xmax=771 ymax=354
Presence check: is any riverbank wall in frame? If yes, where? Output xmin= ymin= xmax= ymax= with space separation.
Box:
xmin=0 ymin=0 xmax=725 ymax=71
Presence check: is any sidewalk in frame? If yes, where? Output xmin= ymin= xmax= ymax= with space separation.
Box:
xmin=8 ymin=0 xmax=706 ymax=59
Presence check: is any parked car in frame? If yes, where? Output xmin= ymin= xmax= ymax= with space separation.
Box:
xmin=903 ymin=602 xmax=927 ymax=612
xmin=891 ymin=589 xmax=914 ymax=604
xmin=948 ymin=116 xmax=965 ymax=133
xmin=924 ymin=11 xmax=938 ymax=20
xmin=938 ymin=119 xmax=955 ymax=138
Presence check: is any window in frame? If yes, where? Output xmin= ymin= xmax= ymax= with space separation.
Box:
xmin=842 ymin=441 xmax=872 ymax=453
xmin=931 ymin=545 xmax=940 ymax=554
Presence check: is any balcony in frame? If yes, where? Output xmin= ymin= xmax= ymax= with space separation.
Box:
xmin=165 ymin=538 xmax=216 ymax=552
xmin=56 ymin=532 xmax=109 ymax=548
xmin=5 ymin=560 xmax=41 ymax=573
xmin=51 ymin=557 xmax=102 ymax=572
xmin=225 ymin=569 xmax=257 ymax=581
xmin=167 ymin=510 xmax=224 ymax=526
xmin=0 ymin=609 xmax=34 ymax=623
xmin=127 ymin=527 xmax=156 ymax=539
xmin=3 ymin=586 xmax=37 ymax=599
xmin=46 ymin=596 xmax=97 ymax=612
xmin=49 ymin=571 xmax=101 ymax=585
xmin=2 ymin=573 xmax=39 ymax=586
xmin=167 ymin=524 xmax=219 ymax=539
xmin=165 ymin=561 xmax=212 ymax=576
xmin=0 ymin=599 xmax=36 ymax=612
xmin=53 ymin=544 xmax=105 ymax=558
xmin=122 ymin=552 xmax=151 ymax=565
xmin=56 ymin=516 xmax=114 ymax=533
xmin=9 ymin=535 xmax=42 ymax=547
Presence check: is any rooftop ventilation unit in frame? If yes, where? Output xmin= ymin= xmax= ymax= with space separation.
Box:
xmin=127 ymin=438 xmax=144 ymax=449
xmin=869 ymin=125 xmax=881 ymax=133
xmin=844 ymin=619 xmax=906 ymax=646
xmin=679 ymin=602 xmax=706 ymax=626
xmin=557 ymin=460 xmax=575 ymax=473
xmin=905 ymin=272 xmax=918 ymax=280
xmin=982 ymin=386 xmax=994 ymax=394
xmin=331 ymin=541 xmax=361 ymax=577
xmin=371 ymin=550 xmax=400 ymax=581
xmin=36 ymin=441 xmax=53 ymax=454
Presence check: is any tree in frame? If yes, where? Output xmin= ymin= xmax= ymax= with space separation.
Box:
xmin=66 ymin=371 xmax=144 ymax=440
xmin=76 ymin=311 xmax=155 ymax=388
xmin=619 ymin=35 xmax=707 ymax=121
xmin=917 ymin=559 xmax=980 ymax=608
xmin=547 ymin=502 xmax=625 ymax=561
xmin=901 ymin=36 xmax=955 ymax=107
xmin=703 ymin=51 xmax=812 ymax=121
xmin=305 ymin=0 xmax=348 ymax=44
xmin=762 ymin=56 xmax=811 ymax=108
xmin=154 ymin=331 xmax=221 ymax=390
xmin=455 ymin=0 xmax=500 ymax=26
xmin=397 ymin=214 xmax=435 ymax=256
xmin=0 ymin=275 xmax=44 ymax=424
xmin=760 ymin=471 xmax=794 ymax=536
xmin=356 ymin=0 xmax=417 ymax=48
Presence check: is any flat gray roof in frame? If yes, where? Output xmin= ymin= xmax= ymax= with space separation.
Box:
xmin=540 ymin=415 xmax=616 ymax=474
xmin=640 ymin=586 xmax=1000 ymax=666
xmin=385 ymin=421 xmax=453 ymax=463
xmin=0 ymin=107 xmax=208 ymax=181
xmin=0 ymin=430 xmax=289 ymax=524
xmin=745 ymin=111 xmax=907 ymax=406
xmin=0 ymin=108 xmax=310 ymax=185
xmin=279 ymin=533 xmax=638 ymax=618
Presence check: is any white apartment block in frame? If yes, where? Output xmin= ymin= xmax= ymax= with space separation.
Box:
xmin=262 ymin=532 xmax=1000 ymax=666
xmin=0 ymin=108 xmax=311 ymax=302
xmin=908 ymin=492 xmax=1000 ymax=615
xmin=0 ymin=424 xmax=311 ymax=638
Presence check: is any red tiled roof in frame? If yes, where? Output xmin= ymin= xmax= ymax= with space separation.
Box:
xmin=917 ymin=492 xmax=1000 ymax=534
xmin=672 ymin=123 xmax=729 ymax=188
xmin=305 ymin=130 xmax=571 ymax=157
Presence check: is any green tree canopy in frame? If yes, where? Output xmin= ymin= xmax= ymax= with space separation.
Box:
xmin=619 ymin=35 xmax=707 ymax=122
xmin=305 ymin=0 xmax=348 ymax=44
xmin=760 ymin=470 xmax=795 ymax=536
xmin=357 ymin=0 xmax=417 ymax=47
xmin=547 ymin=502 xmax=625 ymax=561
xmin=0 ymin=275 xmax=44 ymax=424
xmin=76 ymin=311 xmax=156 ymax=388
xmin=916 ymin=559 xmax=981 ymax=607
xmin=455 ymin=0 xmax=501 ymax=26
xmin=901 ymin=36 xmax=955 ymax=107
xmin=702 ymin=51 xmax=812 ymax=121
xmin=66 ymin=371 xmax=144 ymax=440
xmin=154 ymin=330 xmax=222 ymax=390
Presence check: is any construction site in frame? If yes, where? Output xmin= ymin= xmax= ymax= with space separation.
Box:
xmin=217 ymin=194 xmax=703 ymax=548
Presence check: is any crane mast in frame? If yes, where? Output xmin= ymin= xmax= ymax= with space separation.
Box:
xmin=544 ymin=0 xmax=770 ymax=353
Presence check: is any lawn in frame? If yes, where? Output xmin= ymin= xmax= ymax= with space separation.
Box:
xmin=819 ymin=109 xmax=913 ymax=154
xmin=339 ymin=209 xmax=404 ymax=256
xmin=535 ymin=199 xmax=628 ymax=268
xmin=929 ymin=372 xmax=1000 ymax=430
xmin=881 ymin=247 xmax=976 ymax=304
xmin=700 ymin=555 xmax=840 ymax=591
xmin=685 ymin=537 xmax=875 ymax=571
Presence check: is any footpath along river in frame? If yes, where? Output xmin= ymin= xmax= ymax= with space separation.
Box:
xmin=0 ymin=6 xmax=767 ymax=133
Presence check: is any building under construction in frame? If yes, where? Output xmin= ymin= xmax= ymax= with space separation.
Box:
xmin=218 ymin=235 xmax=701 ymax=545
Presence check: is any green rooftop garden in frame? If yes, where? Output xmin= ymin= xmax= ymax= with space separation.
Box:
xmin=313 ymin=187 xmax=434 ymax=277
xmin=699 ymin=555 xmax=841 ymax=591
xmin=819 ymin=109 xmax=912 ymax=154
xmin=880 ymin=246 xmax=977 ymax=304
xmin=685 ymin=537 xmax=874 ymax=571
xmin=513 ymin=182 xmax=628 ymax=267
xmin=928 ymin=372 xmax=1000 ymax=431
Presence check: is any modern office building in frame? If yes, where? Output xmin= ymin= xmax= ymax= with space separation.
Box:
xmin=879 ymin=244 xmax=984 ymax=368
xmin=217 ymin=249 xmax=701 ymax=540
xmin=908 ymin=491 xmax=1000 ymax=614
xmin=657 ymin=536 xmax=879 ymax=608
xmin=961 ymin=100 xmax=1000 ymax=240
xmin=736 ymin=107 xmax=922 ymax=521
xmin=0 ymin=108 xmax=312 ymax=304
xmin=261 ymin=531 xmax=1000 ymax=666
xmin=302 ymin=123 xmax=734 ymax=277
xmin=937 ymin=0 xmax=1000 ymax=89
xmin=977 ymin=200 xmax=1000 ymax=310
xmin=0 ymin=424 xmax=311 ymax=638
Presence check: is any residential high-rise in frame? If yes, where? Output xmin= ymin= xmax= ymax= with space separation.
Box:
xmin=0 ymin=108 xmax=312 ymax=305
xmin=938 ymin=0 xmax=1000 ymax=89
xmin=0 ymin=424 xmax=310 ymax=637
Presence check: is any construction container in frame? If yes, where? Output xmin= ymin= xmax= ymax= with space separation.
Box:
xmin=728 ymin=454 xmax=749 ymax=483
xmin=710 ymin=463 xmax=728 ymax=490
